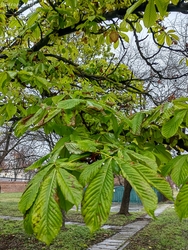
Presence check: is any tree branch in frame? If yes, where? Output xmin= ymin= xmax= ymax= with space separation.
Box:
xmin=30 ymin=1 xmax=188 ymax=52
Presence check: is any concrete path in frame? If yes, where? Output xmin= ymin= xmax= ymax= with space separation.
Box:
xmin=88 ymin=204 xmax=172 ymax=250
xmin=0 ymin=203 xmax=142 ymax=221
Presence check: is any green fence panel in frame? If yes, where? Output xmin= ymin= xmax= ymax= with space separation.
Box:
xmin=112 ymin=186 xmax=164 ymax=203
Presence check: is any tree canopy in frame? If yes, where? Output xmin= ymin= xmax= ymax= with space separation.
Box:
xmin=0 ymin=0 xmax=188 ymax=245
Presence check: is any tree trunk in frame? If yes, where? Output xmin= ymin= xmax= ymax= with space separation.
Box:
xmin=61 ymin=209 xmax=66 ymax=230
xmin=118 ymin=178 xmax=132 ymax=216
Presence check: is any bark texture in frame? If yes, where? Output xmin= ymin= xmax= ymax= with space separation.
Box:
xmin=118 ymin=178 xmax=132 ymax=216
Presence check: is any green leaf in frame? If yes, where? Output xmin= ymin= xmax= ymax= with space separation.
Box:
xmin=32 ymin=169 xmax=62 ymax=245
xmin=0 ymin=72 xmax=8 ymax=89
xmin=26 ymin=154 xmax=50 ymax=171
xmin=65 ymin=142 xmax=84 ymax=154
xmin=111 ymin=114 xmax=119 ymax=136
xmin=19 ymin=164 xmax=54 ymax=214
xmin=76 ymin=140 xmax=98 ymax=152
xmin=171 ymin=0 xmax=180 ymax=4
xmin=113 ymin=39 xmax=119 ymax=49
xmin=56 ymin=159 xmax=85 ymax=171
xmin=153 ymin=144 xmax=172 ymax=165
xmin=120 ymin=32 xmax=129 ymax=42
xmin=86 ymin=100 xmax=104 ymax=111
xmin=133 ymin=163 xmax=173 ymax=201
xmin=6 ymin=102 xmax=17 ymax=119
xmin=155 ymin=0 xmax=168 ymax=16
xmin=131 ymin=112 xmax=145 ymax=135
xmin=116 ymin=158 xmax=157 ymax=217
xmin=165 ymin=34 xmax=172 ymax=46
xmin=66 ymin=0 xmax=77 ymax=8
xmin=79 ymin=159 xmax=105 ymax=186
xmin=52 ymin=95 xmax=65 ymax=104
xmin=124 ymin=0 xmax=145 ymax=19
xmin=81 ymin=159 xmax=114 ymax=231
xmin=143 ymin=0 xmax=157 ymax=28
xmin=175 ymin=183 xmax=188 ymax=220
xmin=18 ymin=56 xmax=27 ymax=66
xmin=7 ymin=71 xmax=17 ymax=79
xmin=23 ymin=206 xmax=34 ymax=234
xmin=165 ymin=155 xmax=188 ymax=186
xmin=25 ymin=107 xmax=47 ymax=127
xmin=57 ymin=99 xmax=83 ymax=109
xmin=56 ymin=167 xmax=83 ymax=206
xmin=57 ymin=187 xmax=74 ymax=212
xmin=162 ymin=110 xmax=187 ymax=138
xmin=41 ymin=108 xmax=61 ymax=125
xmin=126 ymin=149 xmax=158 ymax=170
xmin=27 ymin=12 xmax=39 ymax=27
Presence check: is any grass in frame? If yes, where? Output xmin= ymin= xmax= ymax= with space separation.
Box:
xmin=125 ymin=207 xmax=188 ymax=250
xmin=0 ymin=218 xmax=115 ymax=250
xmin=0 ymin=192 xmax=144 ymax=225
xmin=0 ymin=192 xmax=144 ymax=249
xmin=66 ymin=209 xmax=143 ymax=226
xmin=0 ymin=193 xmax=22 ymax=217
xmin=3 ymin=193 xmax=187 ymax=250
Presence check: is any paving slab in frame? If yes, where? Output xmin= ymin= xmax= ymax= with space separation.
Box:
xmin=144 ymin=204 xmax=171 ymax=219
xmin=0 ymin=215 xmax=23 ymax=221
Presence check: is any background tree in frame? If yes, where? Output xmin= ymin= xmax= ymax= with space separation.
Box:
xmin=117 ymin=13 xmax=188 ymax=215
xmin=0 ymin=0 xmax=188 ymax=245
xmin=0 ymin=122 xmax=60 ymax=180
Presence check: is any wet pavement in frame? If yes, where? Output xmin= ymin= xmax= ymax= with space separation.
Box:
xmin=110 ymin=203 xmax=143 ymax=213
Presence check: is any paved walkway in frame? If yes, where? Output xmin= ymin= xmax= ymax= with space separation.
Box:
xmin=88 ymin=204 xmax=172 ymax=250
xmin=0 ymin=202 xmax=142 ymax=221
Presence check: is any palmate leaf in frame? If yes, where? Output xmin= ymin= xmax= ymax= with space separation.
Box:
xmin=155 ymin=0 xmax=168 ymax=16
xmin=131 ymin=112 xmax=145 ymax=135
xmin=31 ymin=169 xmax=62 ymax=245
xmin=115 ymin=157 xmax=157 ymax=217
xmin=26 ymin=153 xmax=50 ymax=171
xmin=57 ymin=99 xmax=83 ymax=109
xmin=126 ymin=149 xmax=158 ymax=170
xmin=23 ymin=205 xmax=34 ymax=234
xmin=65 ymin=142 xmax=84 ymax=154
xmin=19 ymin=164 xmax=54 ymax=214
xmin=133 ymin=163 xmax=173 ymax=201
xmin=175 ymin=183 xmax=188 ymax=220
xmin=79 ymin=159 xmax=105 ymax=186
xmin=164 ymin=155 xmax=188 ymax=186
xmin=76 ymin=139 xmax=98 ymax=152
xmin=152 ymin=144 xmax=172 ymax=165
xmin=56 ymin=159 xmax=85 ymax=171
xmin=162 ymin=110 xmax=187 ymax=138
xmin=143 ymin=0 xmax=157 ymax=28
xmin=57 ymin=186 xmax=74 ymax=212
xmin=56 ymin=167 xmax=83 ymax=207
xmin=81 ymin=159 xmax=114 ymax=232
xmin=124 ymin=0 xmax=144 ymax=19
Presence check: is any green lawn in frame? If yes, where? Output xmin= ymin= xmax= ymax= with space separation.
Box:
xmin=0 ymin=192 xmax=143 ymax=249
xmin=2 ymin=193 xmax=187 ymax=250
xmin=0 ymin=218 xmax=115 ymax=250
xmin=0 ymin=192 xmax=143 ymax=225
xmin=0 ymin=193 xmax=22 ymax=216
xmin=125 ymin=208 xmax=188 ymax=250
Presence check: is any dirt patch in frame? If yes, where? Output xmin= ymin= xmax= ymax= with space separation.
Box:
xmin=0 ymin=228 xmax=116 ymax=250
xmin=0 ymin=234 xmax=45 ymax=250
